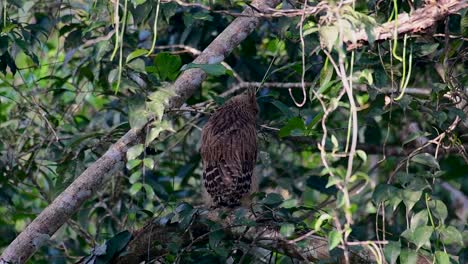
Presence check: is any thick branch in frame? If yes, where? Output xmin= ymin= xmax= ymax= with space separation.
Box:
xmin=0 ymin=1 xmax=281 ymax=263
xmin=346 ymin=0 xmax=468 ymax=48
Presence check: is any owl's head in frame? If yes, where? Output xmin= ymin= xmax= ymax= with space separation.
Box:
xmin=228 ymin=88 xmax=258 ymax=115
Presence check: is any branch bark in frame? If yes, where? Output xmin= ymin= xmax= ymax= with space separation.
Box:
xmin=345 ymin=0 xmax=468 ymax=48
xmin=0 ymin=1 xmax=281 ymax=263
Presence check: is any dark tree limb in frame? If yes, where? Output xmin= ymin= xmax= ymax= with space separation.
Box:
xmin=345 ymin=0 xmax=468 ymax=49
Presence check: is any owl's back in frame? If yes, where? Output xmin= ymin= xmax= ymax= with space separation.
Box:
xmin=201 ymin=93 xmax=258 ymax=207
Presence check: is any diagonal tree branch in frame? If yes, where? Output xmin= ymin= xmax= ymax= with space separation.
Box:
xmin=0 ymin=1 xmax=281 ymax=263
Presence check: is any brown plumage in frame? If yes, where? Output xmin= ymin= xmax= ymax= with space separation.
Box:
xmin=201 ymin=89 xmax=258 ymax=208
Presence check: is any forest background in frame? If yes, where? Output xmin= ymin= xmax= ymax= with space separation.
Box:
xmin=0 ymin=0 xmax=467 ymax=263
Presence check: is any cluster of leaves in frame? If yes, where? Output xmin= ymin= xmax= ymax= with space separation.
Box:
xmin=0 ymin=0 xmax=467 ymax=263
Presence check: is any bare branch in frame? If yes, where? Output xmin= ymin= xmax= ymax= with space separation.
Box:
xmin=345 ymin=0 xmax=468 ymax=49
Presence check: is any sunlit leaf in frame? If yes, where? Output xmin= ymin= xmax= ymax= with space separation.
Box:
xmin=126 ymin=49 xmax=148 ymax=63
xmin=319 ymin=25 xmax=339 ymax=51
xmin=434 ymin=251 xmax=450 ymax=264
xmin=143 ymin=158 xmax=154 ymax=170
xmin=328 ymin=230 xmax=341 ymax=250
xmin=127 ymin=144 xmax=144 ymax=161
xmin=130 ymin=183 xmax=143 ymax=196
xmin=129 ymin=171 xmax=142 ymax=184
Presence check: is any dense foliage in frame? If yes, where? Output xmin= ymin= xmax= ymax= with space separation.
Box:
xmin=0 ymin=0 xmax=466 ymax=263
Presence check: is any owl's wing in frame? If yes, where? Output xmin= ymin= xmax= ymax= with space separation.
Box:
xmin=202 ymin=125 xmax=257 ymax=206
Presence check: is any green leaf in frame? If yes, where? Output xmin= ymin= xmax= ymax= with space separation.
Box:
xmin=411 ymin=226 xmax=433 ymax=250
xmin=427 ymin=199 xmax=447 ymax=223
xmin=330 ymin=134 xmax=339 ymax=152
xmin=314 ymin=213 xmax=332 ymax=231
xmin=143 ymin=158 xmax=154 ymax=170
xmin=209 ymin=229 xmax=225 ymax=249
xmin=400 ymin=249 xmax=418 ymax=264
xmin=434 ymin=111 xmax=448 ymax=127
xmin=280 ymin=198 xmax=297 ymax=209
xmin=126 ymin=49 xmax=148 ymax=63
xmin=95 ymin=231 xmax=132 ymax=262
xmin=266 ymin=38 xmax=285 ymax=54
xmin=410 ymin=210 xmax=428 ymax=231
xmin=107 ymin=230 xmax=132 ymax=253
xmin=270 ymin=100 xmax=295 ymax=119
xmin=175 ymin=203 xmax=194 ymax=214
xmin=303 ymin=21 xmax=318 ymax=36
xmin=262 ymin=193 xmax=284 ymax=206
xmin=384 ymin=240 xmax=401 ymax=264
xmin=319 ymin=59 xmax=333 ymax=91
xmin=411 ymin=153 xmax=440 ymax=170
xmin=126 ymin=159 xmax=142 ymax=170
xmin=128 ymin=97 xmax=149 ymax=129
xmin=372 ymin=184 xmax=400 ymax=204
xmin=181 ymin=63 xmax=227 ymax=76
xmin=129 ymin=171 xmax=142 ymax=184
xmin=127 ymin=144 xmax=144 ymax=161
xmin=316 ymin=80 xmax=340 ymax=97
xmin=147 ymin=88 xmax=175 ymax=121
xmin=306 ymin=111 xmax=324 ymax=129
xmin=357 ymin=69 xmax=373 ymax=85
xmin=328 ymin=230 xmax=341 ymax=250
xmin=279 ymin=117 xmax=306 ymax=137
xmin=356 ymin=150 xmax=367 ymax=163
xmin=161 ymin=2 xmax=177 ymax=23
xmin=132 ymin=0 xmax=147 ymax=6
xmin=130 ymin=182 xmax=143 ymax=196
xmin=192 ymin=12 xmax=213 ymax=21
xmin=415 ymin=43 xmax=439 ymax=57
xmin=435 ymin=251 xmax=450 ymax=264
xmin=372 ymin=184 xmax=403 ymax=211
xmin=143 ymin=183 xmax=155 ymax=200
xmin=319 ymin=25 xmax=339 ymax=51
xmin=152 ymin=52 xmax=182 ymax=81
xmin=127 ymin=58 xmax=146 ymax=72
xmin=146 ymin=120 xmax=174 ymax=144
xmin=403 ymin=131 xmax=431 ymax=146
xmin=280 ymin=223 xmax=295 ymax=238
xmin=439 ymin=226 xmax=463 ymax=245
xmin=401 ymin=190 xmax=422 ymax=212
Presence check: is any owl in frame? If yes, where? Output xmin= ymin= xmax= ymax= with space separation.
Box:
xmin=201 ymin=89 xmax=258 ymax=208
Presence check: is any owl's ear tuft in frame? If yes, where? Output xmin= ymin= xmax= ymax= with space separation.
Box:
xmin=246 ymin=86 xmax=257 ymax=100
xmin=246 ymin=86 xmax=257 ymax=106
